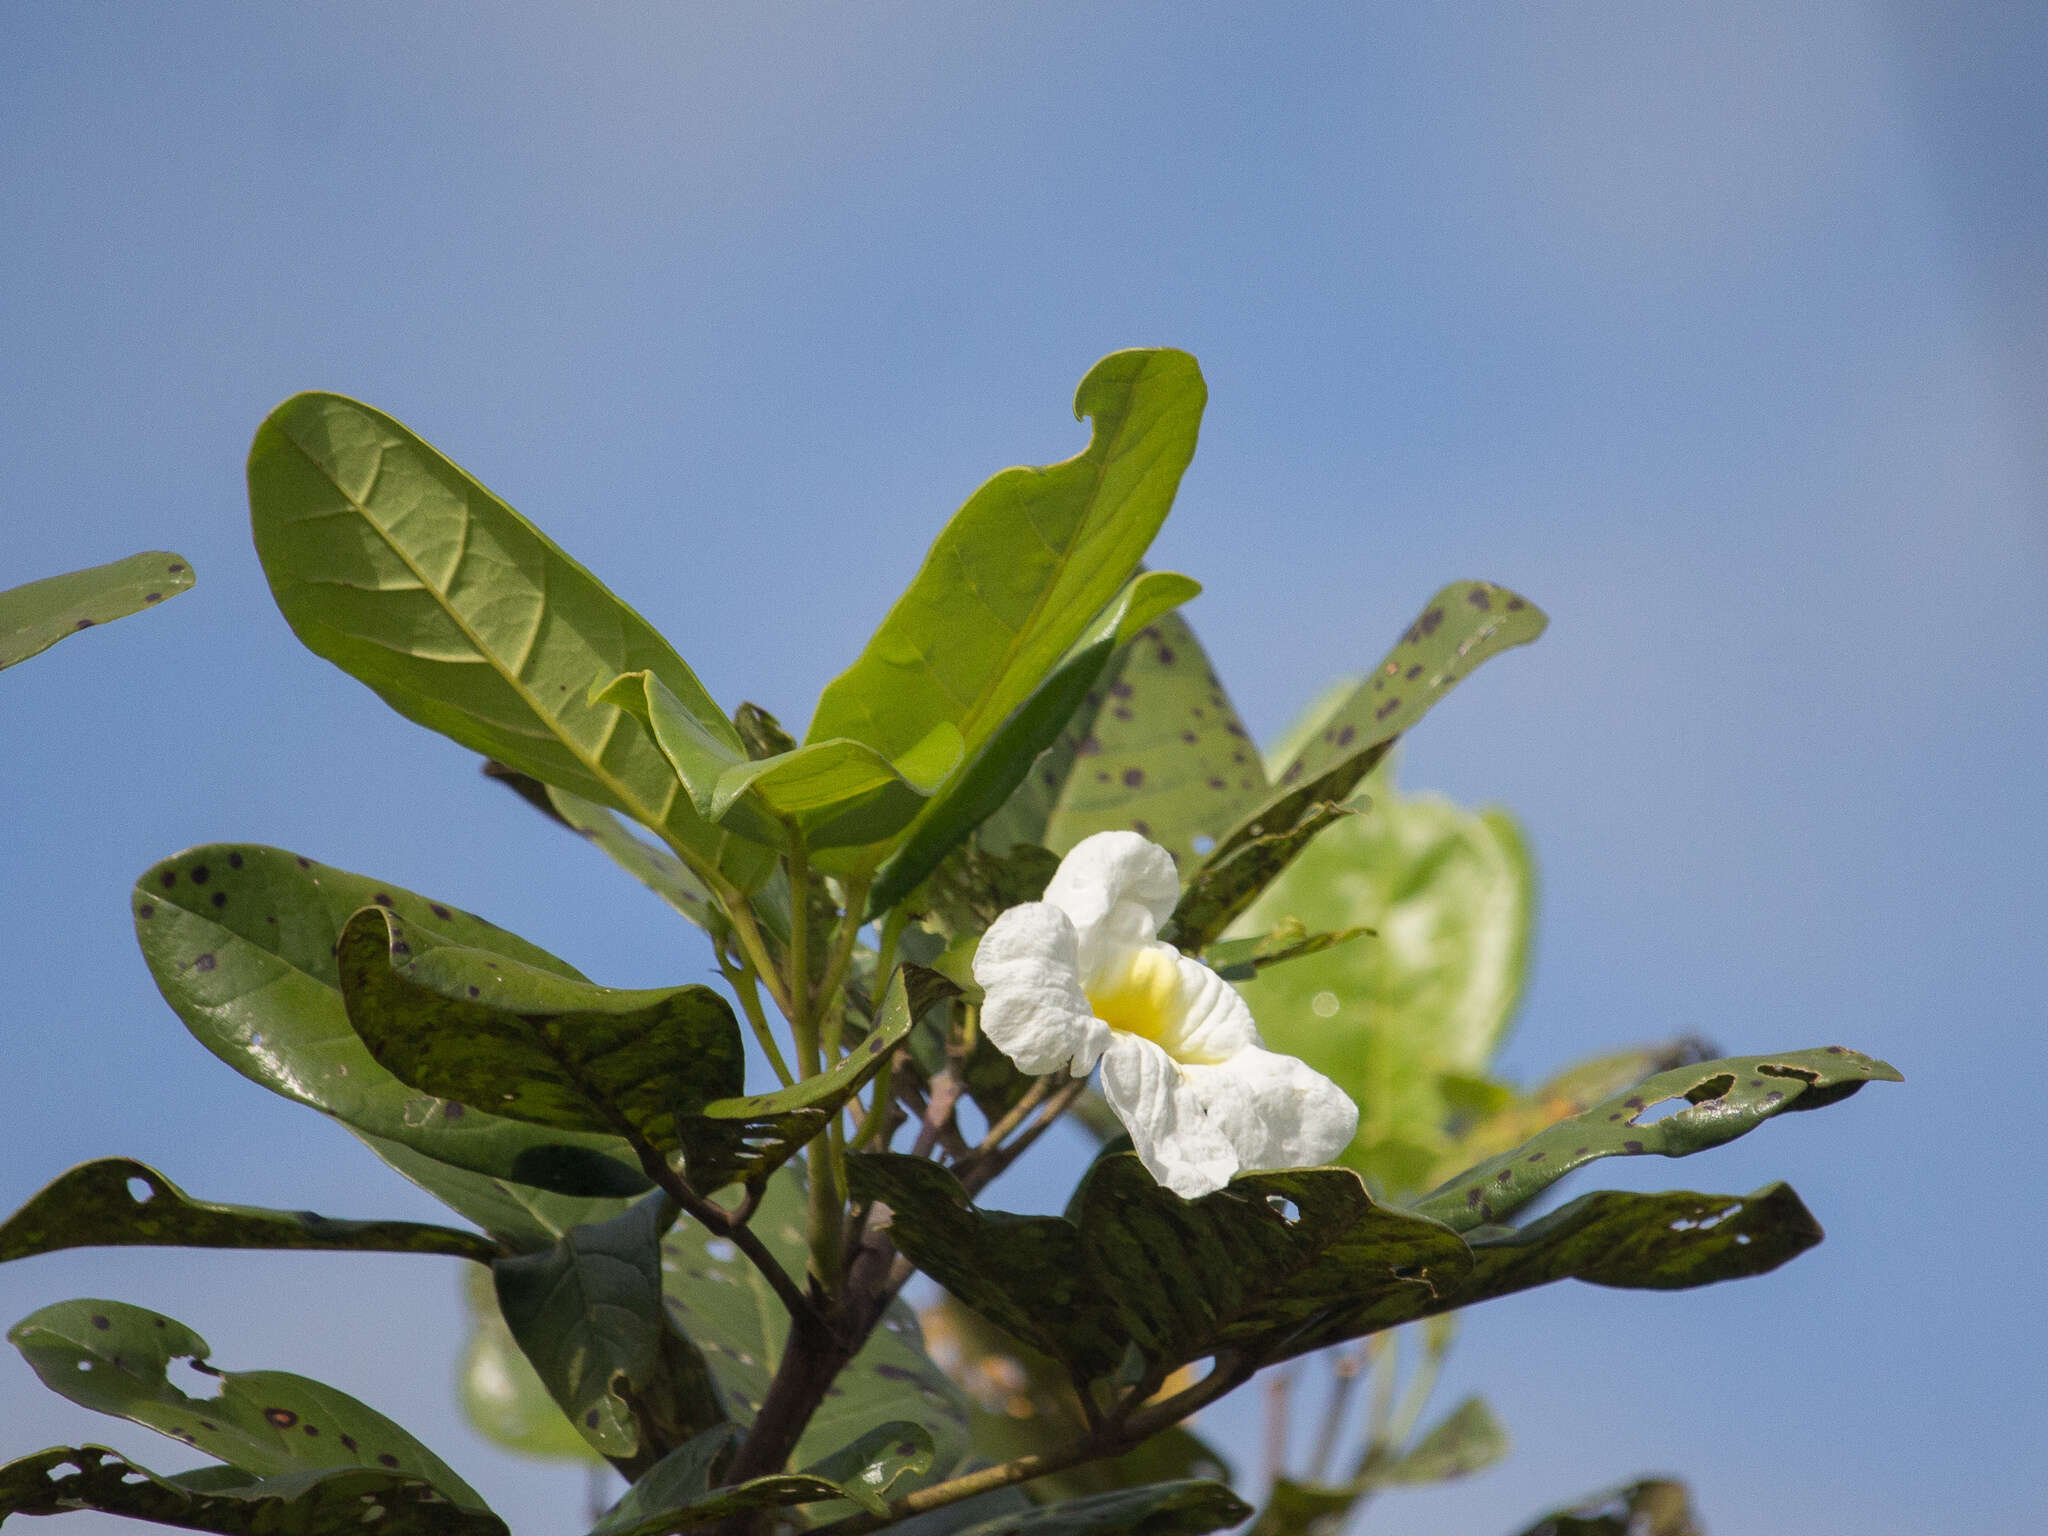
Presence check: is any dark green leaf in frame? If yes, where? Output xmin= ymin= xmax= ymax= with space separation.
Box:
xmin=0 ymin=552 xmax=196 ymax=670
xmin=1410 ymin=1047 xmax=1902 ymax=1232
xmin=661 ymin=1168 xmax=972 ymax=1473
xmin=135 ymin=844 xmax=649 ymax=1198
xmin=871 ymin=571 xmax=1201 ymax=917
xmin=1510 ymin=1478 xmax=1700 ymax=1536
xmin=355 ymin=1133 xmax=630 ymax=1254
xmin=1200 ymin=919 xmax=1372 ymax=983
xmin=0 ymin=1158 xmax=496 ymax=1266
xmin=7 ymin=1300 xmax=487 ymax=1511
xmin=335 ymin=905 xmax=743 ymax=1155
xmin=246 ymin=392 xmax=769 ymax=889
xmin=493 ymin=1194 xmax=722 ymax=1465
xmin=676 ymin=965 xmax=942 ymax=1193
xmin=1163 ymin=802 xmax=1358 ymax=952
xmin=945 ymin=1480 xmax=1252 ymax=1536
xmin=1171 ymin=581 xmax=1546 ymax=948
xmin=455 ymin=1268 xmax=598 ymax=1461
xmin=0 ymin=1446 xmax=505 ymax=1536
xmin=808 ymin=350 xmax=1207 ymax=771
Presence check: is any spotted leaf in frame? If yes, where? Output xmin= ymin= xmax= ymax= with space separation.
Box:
xmin=0 ymin=551 xmax=195 ymax=670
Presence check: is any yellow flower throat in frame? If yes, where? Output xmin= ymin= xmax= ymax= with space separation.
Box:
xmin=1084 ymin=945 xmax=1182 ymax=1048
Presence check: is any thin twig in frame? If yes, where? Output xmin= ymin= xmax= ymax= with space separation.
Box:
xmin=717 ymin=939 xmax=794 ymax=1088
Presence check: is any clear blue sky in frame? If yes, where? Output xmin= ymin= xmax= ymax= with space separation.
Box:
xmin=4 ymin=5 xmax=2043 ymax=1533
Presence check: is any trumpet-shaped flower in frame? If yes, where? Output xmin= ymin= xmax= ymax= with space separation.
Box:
xmin=972 ymin=831 xmax=1359 ymax=1198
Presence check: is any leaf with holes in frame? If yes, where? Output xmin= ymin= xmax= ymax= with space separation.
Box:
xmin=947 ymin=1481 xmax=1253 ymax=1536
xmin=0 ymin=1445 xmax=506 ymax=1536
xmin=1409 ymin=1047 xmax=1901 ymax=1233
xmin=0 ymin=1158 xmax=496 ymax=1266
xmin=1170 ymin=581 xmax=1546 ymax=948
xmin=1033 ymin=610 xmax=1270 ymax=870
xmin=851 ymin=1154 xmax=1471 ymax=1381
xmin=0 ymin=551 xmax=196 ymax=670
xmin=1250 ymin=1397 xmax=1507 ymax=1536
xmin=872 ymin=570 xmax=1202 ymax=916
xmin=7 ymin=1300 xmax=488 ymax=1511
xmin=660 ymin=1168 xmax=972 ymax=1473
xmin=335 ymin=905 xmax=744 ymax=1155
xmin=808 ymin=350 xmax=1206 ymax=772
xmin=1510 ymin=1478 xmax=1701 ymax=1536
xmin=455 ymin=1268 xmax=597 ymax=1462
xmin=492 ymin=1194 xmax=723 ymax=1466
xmin=676 ymin=966 xmax=941 ymax=1193
xmin=246 ymin=392 xmax=770 ymax=890
xmin=135 ymin=844 xmax=650 ymax=1199
xmin=357 ymin=1134 xmax=631 ymax=1255
xmin=588 ymin=1422 xmax=933 ymax=1536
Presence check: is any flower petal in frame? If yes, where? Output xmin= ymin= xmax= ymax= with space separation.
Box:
xmin=1042 ymin=831 xmax=1181 ymax=979
xmin=974 ymin=902 xmax=1110 ymax=1076
xmin=1100 ymin=1032 xmax=1240 ymax=1199
xmin=1160 ymin=950 xmax=1261 ymax=1063
xmin=1182 ymin=1046 xmax=1360 ymax=1174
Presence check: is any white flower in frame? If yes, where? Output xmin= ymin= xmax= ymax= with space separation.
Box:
xmin=972 ymin=830 xmax=1360 ymax=1199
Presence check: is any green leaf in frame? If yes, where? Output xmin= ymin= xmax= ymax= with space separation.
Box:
xmin=871 ymin=570 xmax=1201 ymax=917
xmin=335 ymin=905 xmax=744 ymax=1155
xmin=1409 ymin=1047 xmax=1902 ymax=1232
xmin=1171 ymin=581 xmax=1547 ymax=948
xmin=0 ymin=551 xmax=195 ymax=670
xmin=848 ymin=1154 xmax=1472 ymax=1381
xmin=1251 ymin=1397 xmax=1508 ymax=1536
xmin=492 ymin=1194 xmax=722 ymax=1465
xmin=135 ymin=844 xmax=650 ymax=1198
xmin=1510 ymin=1478 xmax=1700 ymax=1536
xmin=356 ymin=1133 xmax=630 ymax=1254
xmin=944 ymin=1481 xmax=1252 ymax=1536
xmin=455 ymin=1268 xmax=598 ymax=1462
xmin=1034 ymin=610 xmax=1271 ymax=870
xmin=808 ymin=350 xmax=1207 ymax=770
xmin=0 ymin=1158 xmax=497 ymax=1266
xmin=7 ymin=1300 xmax=487 ymax=1511
xmin=711 ymin=726 xmax=963 ymax=850
xmin=1200 ymin=918 xmax=1372 ymax=983
xmin=246 ymin=392 xmax=769 ymax=889
xmin=588 ymin=1423 xmax=933 ymax=1536
xmin=660 ymin=1168 xmax=973 ymax=1473
xmin=0 ymin=1446 xmax=505 ymax=1536
xmin=1164 ymin=801 xmax=1358 ymax=953
xmin=676 ymin=964 xmax=942 ymax=1193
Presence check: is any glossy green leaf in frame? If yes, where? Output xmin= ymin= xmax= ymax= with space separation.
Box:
xmin=0 ymin=1158 xmax=496 ymax=1266
xmin=1410 ymin=1047 xmax=1901 ymax=1232
xmin=711 ymin=725 xmax=963 ymax=849
xmin=849 ymin=1154 xmax=1471 ymax=1381
xmin=0 ymin=1445 xmax=505 ymax=1536
xmin=1200 ymin=918 xmax=1372 ymax=983
xmin=1171 ymin=581 xmax=1546 ymax=948
xmin=1251 ymin=1397 xmax=1507 ymax=1536
xmin=808 ymin=350 xmax=1207 ymax=770
xmin=357 ymin=1133 xmax=630 ymax=1255
xmin=0 ymin=551 xmax=195 ymax=670
xmin=944 ymin=1481 xmax=1252 ymax=1536
xmin=492 ymin=1194 xmax=722 ymax=1464
xmin=589 ymin=1422 xmax=933 ymax=1536
xmin=135 ymin=844 xmax=650 ymax=1198
xmin=335 ymin=905 xmax=743 ymax=1155
xmin=1035 ymin=610 xmax=1271 ymax=869
xmin=872 ymin=570 xmax=1201 ymax=917
xmin=676 ymin=965 xmax=941 ymax=1193
xmin=1510 ymin=1478 xmax=1700 ymax=1536
xmin=455 ymin=1268 xmax=597 ymax=1462
xmin=660 ymin=1168 xmax=973 ymax=1473
xmin=246 ymin=392 xmax=769 ymax=889
xmin=8 ymin=1300 xmax=487 ymax=1510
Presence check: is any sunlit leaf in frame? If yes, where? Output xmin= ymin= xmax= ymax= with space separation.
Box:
xmin=1200 ymin=918 xmax=1372 ymax=982
xmin=0 ymin=551 xmax=196 ymax=671
xmin=134 ymin=844 xmax=649 ymax=1198
xmin=0 ymin=1158 xmax=496 ymax=1266
xmin=247 ymin=392 xmax=769 ymax=889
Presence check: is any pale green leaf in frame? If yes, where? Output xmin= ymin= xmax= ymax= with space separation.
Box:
xmin=0 ymin=551 xmax=195 ymax=670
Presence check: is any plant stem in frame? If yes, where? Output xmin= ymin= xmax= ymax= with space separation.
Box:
xmin=633 ymin=1147 xmax=818 ymax=1330
xmin=716 ymin=939 xmax=794 ymax=1088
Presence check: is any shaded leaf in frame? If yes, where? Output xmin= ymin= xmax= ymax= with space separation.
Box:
xmin=0 ymin=1445 xmax=504 ymax=1536
xmin=0 ymin=551 xmax=195 ymax=670
xmin=135 ymin=844 xmax=649 ymax=1198
xmin=1172 ymin=581 xmax=1546 ymax=947
xmin=7 ymin=1300 xmax=486 ymax=1510
xmin=335 ymin=905 xmax=743 ymax=1155
xmin=809 ymin=350 xmax=1207 ymax=771
xmin=660 ymin=1168 xmax=972 ymax=1473
xmin=455 ymin=1268 xmax=597 ymax=1462
xmin=872 ymin=570 xmax=1201 ymax=917
xmin=493 ymin=1194 xmax=723 ymax=1466
xmin=945 ymin=1480 xmax=1252 ymax=1536
xmin=1201 ymin=919 xmax=1372 ymax=983
xmin=1410 ymin=1047 xmax=1901 ymax=1232
xmin=0 ymin=1158 xmax=496 ymax=1266
xmin=1510 ymin=1478 xmax=1700 ymax=1536
xmin=1162 ymin=801 xmax=1358 ymax=953
xmin=355 ymin=1133 xmax=629 ymax=1255
xmin=246 ymin=392 xmax=769 ymax=889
